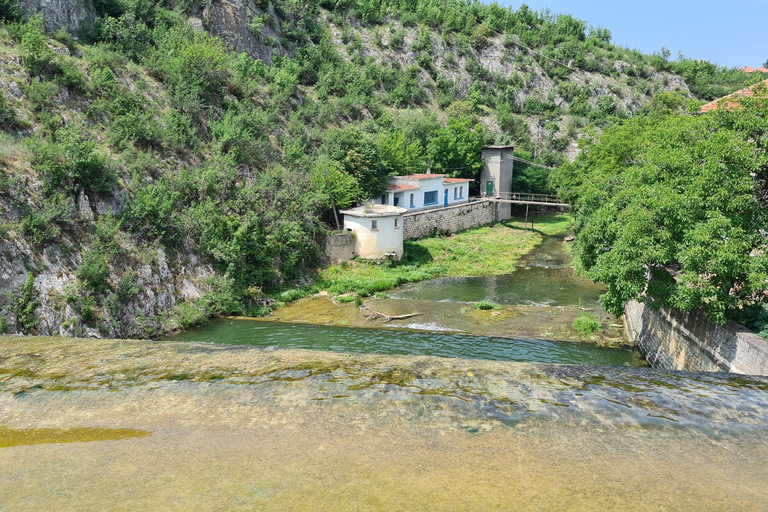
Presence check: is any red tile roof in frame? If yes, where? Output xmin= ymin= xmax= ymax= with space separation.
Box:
xmin=387 ymin=183 xmax=420 ymax=192
xmin=442 ymin=178 xmax=472 ymax=183
xmin=741 ymin=66 xmax=768 ymax=73
xmin=397 ymin=173 xmax=446 ymax=180
xmin=699 ymin=78 xmax=768 ymax=113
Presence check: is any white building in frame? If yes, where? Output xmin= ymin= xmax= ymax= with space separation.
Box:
xmin=340 ymin=204 xmax=408 ymax=260
xmin=375 ymin=174 xmax=472 ymax=212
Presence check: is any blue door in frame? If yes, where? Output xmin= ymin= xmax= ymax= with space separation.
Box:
xmin=444 ymin=189 xmax=448 ymax=207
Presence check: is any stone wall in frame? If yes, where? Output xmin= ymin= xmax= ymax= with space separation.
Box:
xmin=625 ymin=300 xmax=768 ymax=376
xmin=403 ymin=200 xmax=498 ymax=240
xmin=322 ymin=232 xmax=355 ymax=263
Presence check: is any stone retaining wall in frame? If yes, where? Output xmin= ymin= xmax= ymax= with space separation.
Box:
xmin=403 ymin=200 xmax=498 ymax=240
xmin=625 ymin=300 xmax=768 ymax=376
xmin=322 ymin=232 xmax=355 ymax=263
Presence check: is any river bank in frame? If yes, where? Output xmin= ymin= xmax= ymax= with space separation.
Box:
xmin=1 ymin=335 xmax=767 ymax=510
xmin=280 ymin=214 xmax=573 ymax=302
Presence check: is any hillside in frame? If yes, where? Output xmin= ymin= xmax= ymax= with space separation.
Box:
xmin=0 ymin=0 xmax=764 ymax=338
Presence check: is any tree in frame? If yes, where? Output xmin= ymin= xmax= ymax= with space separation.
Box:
xmin=551 ymin=89 xmax=768 ymax=325
xmin=426 ymin=117 xmax=486 ymax=180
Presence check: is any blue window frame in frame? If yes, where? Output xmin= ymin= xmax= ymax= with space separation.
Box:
xmin=424 ymin=190 xmax=438 ymax=205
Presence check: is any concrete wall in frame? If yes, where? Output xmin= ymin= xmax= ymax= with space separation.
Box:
xmin=403 ymin=200 xmax=498 ymax=240
xmin=625 ymin=300 xmax=768 ymax=376
xmin=322 ymin=233 xmax=355 ymax=263
xmin=343 ymin=215 xmax=404 ymax=259
xmin=481 ymin=146 xmax=514 ymax=220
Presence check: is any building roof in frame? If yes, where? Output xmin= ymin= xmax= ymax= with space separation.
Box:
xmin=699 ymin=78 xmax=768 ymax=113
xmin=443 ymin=178 xmax=472 ymax=183
xmin=395 ymin=173 xmax=446 ymax=180
xmin=340 ymin=204 xmax=408 ymax=217
xmin=386 ymin=183 xmax=420 ymax=192
xmin=741 ymin=66 xmax=768 ymax=73
xmin=482 ymin=145 xmax=515 ymax=149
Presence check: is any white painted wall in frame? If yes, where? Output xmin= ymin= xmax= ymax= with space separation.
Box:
xmin=343 ymin=215 xmax=405 ymax=259
xmin=376 ymin=177 xmax=470 ymax=212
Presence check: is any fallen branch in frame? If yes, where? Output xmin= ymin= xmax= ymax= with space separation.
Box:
xmin=360 ymin=305 xmax=421 ymax=323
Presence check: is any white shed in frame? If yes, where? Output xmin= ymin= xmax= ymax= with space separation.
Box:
xmin=340 ymin=204 xmax=408 ymax=260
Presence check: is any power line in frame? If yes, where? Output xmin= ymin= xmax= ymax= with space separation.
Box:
xmin=486 ymin=29 xmax=580 ymax=73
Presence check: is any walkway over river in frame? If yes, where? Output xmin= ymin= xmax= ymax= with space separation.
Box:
xmin=486 ymin=192 xmax=570 ymax=208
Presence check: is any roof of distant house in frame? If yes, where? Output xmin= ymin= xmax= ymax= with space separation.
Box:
xmin=395 ymin=173 xmax=446 ymax=180
xmin=741 ymin=66 xmax=768 ymax=73
xmin=340 ymin=205 xmax=408 ymax=217
xmin=442 ymin=178 xmax=472 ymax=183
xmin=699 ymin=78 xmax=768 ymax=113
xmin=386 ymin=183 xmax=420 ymax=192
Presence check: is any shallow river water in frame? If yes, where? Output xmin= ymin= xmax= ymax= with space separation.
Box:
xmin=166 ymin=319 xmax=644 ymax=366
xmin=392 ymin=236 xmax=606 ymax=306
xmin=2 ymin=237 xmax=767 ymax=509
xmin=1 ymin=336 xmax=767 ymax=510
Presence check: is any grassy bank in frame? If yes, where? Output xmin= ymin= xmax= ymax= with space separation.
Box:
xmin=291 ymin=213 xmax=572 ymax=300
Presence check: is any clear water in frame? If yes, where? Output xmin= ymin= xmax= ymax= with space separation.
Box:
xmin=164 ymin=319 xmax=644 ymax=367
xmin=392 ymin=236 xmax=605 ymax=306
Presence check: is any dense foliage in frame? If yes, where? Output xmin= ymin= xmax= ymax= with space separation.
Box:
xmin=552 ymin=90 xmax=768 ymax=330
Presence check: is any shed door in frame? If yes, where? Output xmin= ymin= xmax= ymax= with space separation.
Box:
xmin=486 ymin=180 xmax=494 ymax=197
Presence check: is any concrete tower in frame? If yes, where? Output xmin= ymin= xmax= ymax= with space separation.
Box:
xmin=480 ymin=145 xmax=514 ymax=220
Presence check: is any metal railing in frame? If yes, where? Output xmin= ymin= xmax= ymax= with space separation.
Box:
xmin=489 ymin=192 xmax=567 ymax=204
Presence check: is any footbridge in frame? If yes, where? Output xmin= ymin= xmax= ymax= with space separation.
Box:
xmin=485 ymin=192 xmax=570 ymax=208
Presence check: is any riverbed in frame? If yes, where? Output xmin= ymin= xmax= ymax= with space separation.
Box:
xmin=1 ymin=336 xmax=767 ymax=510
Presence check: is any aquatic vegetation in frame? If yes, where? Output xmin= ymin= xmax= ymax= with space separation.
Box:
xmin=476 ymin=301 xmax=502 ymax=311
xmin=573 ymin=312 xmax=602 ymax=336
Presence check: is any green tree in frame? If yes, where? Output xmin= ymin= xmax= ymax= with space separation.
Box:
xmin=551 ymin=89 xmax=768 ymax=324
xmin=426 ymin=117 xmax=486 ymax=180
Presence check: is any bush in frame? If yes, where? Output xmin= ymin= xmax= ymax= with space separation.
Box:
xmin=116 ymin=271 xmax=141 ymax=303
xmin=31 ymin=125 xmax=114 ymax=196
xmin=335 ymin=295 xmax=355 ymax=303
xmin=573 ymin=312 xmax=602 ymax=336
xmin=76 ymin=250 xmax=111 ymax=296
xmin=476 ymin=300 xmax=502 ymax=310
xmin=0 ymin=93 xmax=17 ymax=127
xmin=8 ymin=273 xmax=41 ymax=334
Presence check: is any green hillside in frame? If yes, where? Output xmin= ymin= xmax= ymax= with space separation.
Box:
xmin=0 ymin=0 xmax=764 ymax=337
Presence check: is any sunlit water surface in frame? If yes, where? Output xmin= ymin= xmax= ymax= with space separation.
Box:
xmin=165 ymin=319 xmax=644 ymax=366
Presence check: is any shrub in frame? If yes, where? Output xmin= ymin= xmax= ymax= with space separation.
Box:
xmin=76 ymin=250 xmax=111 ymax=296
xmin=23 ymin=78 xmax=59 ymax=112
xmin=30 ymin=125 xmax=114 ymax=196
xmin=476 ymin=300 xmax=502 ymax=310
xmin=9 ymin=273 xmax=41 ymax=334
xmin=336 ymin=295 xmax=355 ymax=303
xmin=572 ymin=312 xmax=602 ymax=336
xmin=116 ymin=271 xmax=141 ymax=303
xmin=279 ymin=288 xmax=307 ymax=303
xmin=0 ymin=92 xmax=16 ymax=127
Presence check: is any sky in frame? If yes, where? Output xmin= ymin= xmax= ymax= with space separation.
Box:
xmin=495 ymin=1 xmax=768 ymax=69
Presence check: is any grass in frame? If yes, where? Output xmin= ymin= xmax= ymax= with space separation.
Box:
xmin=316 ymin=213 xmax=572 ymax=297
xmin=475 ymin=301 xmax=502 ymax=311
xmin=573 ymin=312 xmax=602 ymax=337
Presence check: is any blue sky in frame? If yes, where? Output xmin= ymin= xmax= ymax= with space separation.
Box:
xmin=495 ymin=1 xmax=768 ymax=69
